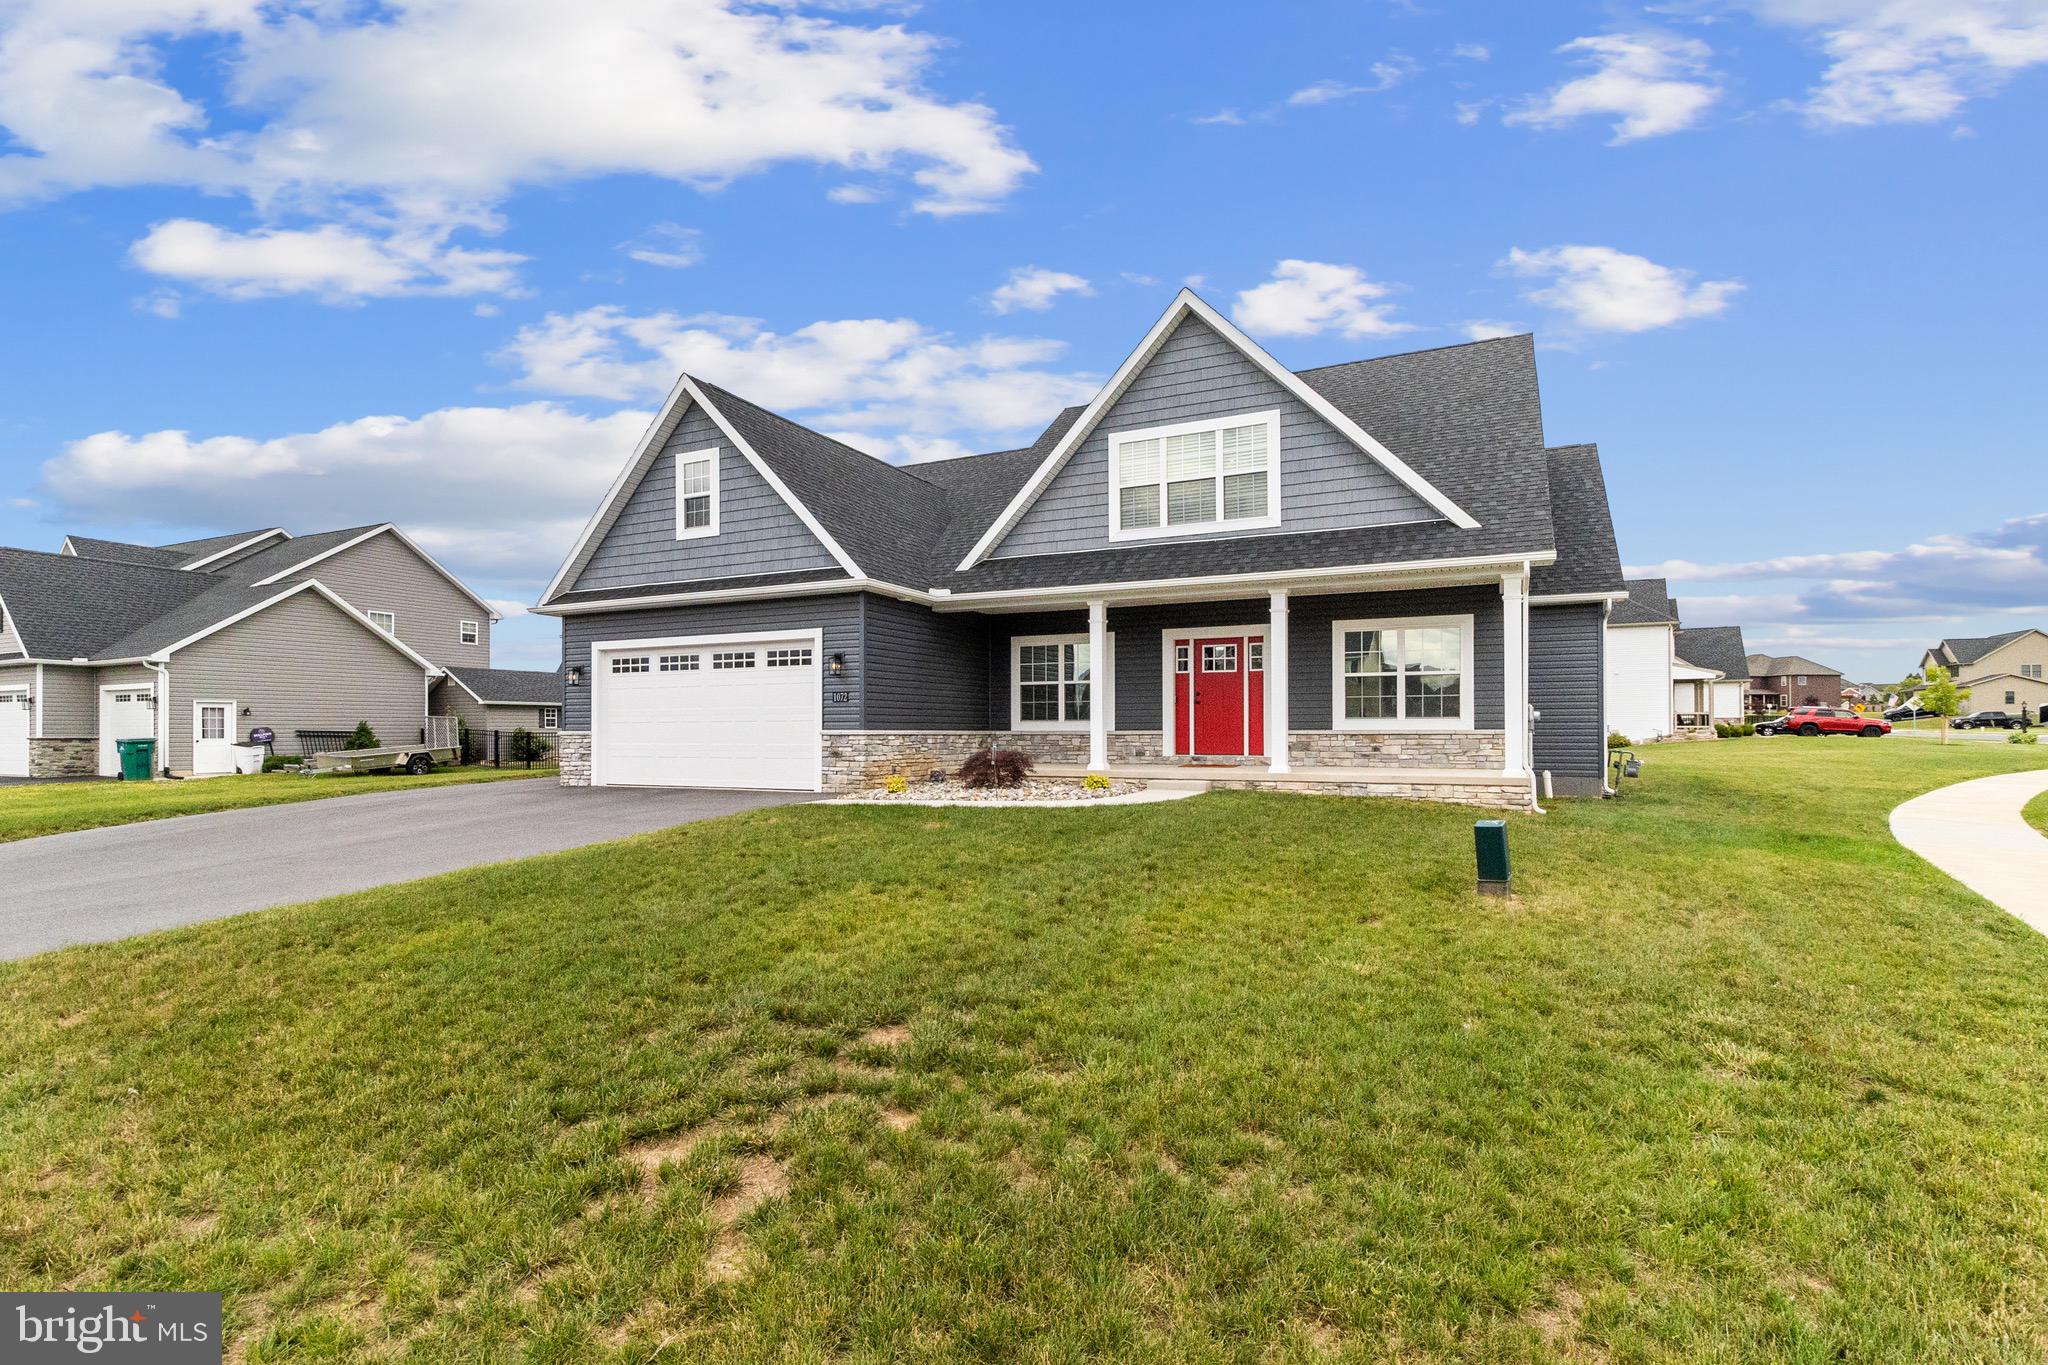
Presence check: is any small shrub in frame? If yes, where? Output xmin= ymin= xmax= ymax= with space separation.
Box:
xmin=506 ymin=728 xmax=551 ymax=763
xmin=958 ymin=748 xmax=1034 ymax=788
xmin=2009 ymin=730 xmax=2038 ymax=745
xmin=884 ymin=773 xmax=909 ymax=793
xmin=1083 ymin=773 xmax=1111 ymax=791
xmin=1607 ymin=731 xmax=1632 ymax=750
xmin=261 ymin=756 xmax=299 ymax=773
xmin=343 ymin=721 xmax=380 ymax=751
xmin=1739 ymin=723 xmax=1756 ymax=737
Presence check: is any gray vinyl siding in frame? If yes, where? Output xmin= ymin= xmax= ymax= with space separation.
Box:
xmin=1106 ymin=598 xmax=1271 ymax=731
xmin=993 ymin=314 xmax=1434 ymax=559
xmin=1287 ymin=585 xmax=1504 ymax=731
xmin=0 ymin=664 xmax=31 ymax=698
xmin=860 ymin=594 xmax=993 ymax=730
xmin=0 ymin=604 xmax=21 ymax=656
xmin=39 ymin=665 xmax=98 ymax=737
xmin=573 ymin=405 xmax=839 ymax=593
xmin=560 ymin=593 xmax=863 ymax=731
xmin=1530 ymin=603 xmax=1607 ymax=794
xmin=281 ymin=532 xmax=491 ymax=670
xmin=165 ymin=591 xmax=428 ymax=770
xmin=432 ymin=679 xmax=556 ymax=737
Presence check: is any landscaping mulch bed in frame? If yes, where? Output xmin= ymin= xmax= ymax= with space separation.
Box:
xmin=853 ymin=776 xmax=1146 ymax=802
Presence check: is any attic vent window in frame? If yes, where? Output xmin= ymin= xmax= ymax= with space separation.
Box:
xmin=1109 ymin=411 xmax=1280 ymax=541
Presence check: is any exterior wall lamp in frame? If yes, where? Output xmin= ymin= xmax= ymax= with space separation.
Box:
xmin=829 ymin=653 xmax=846 ymax=677
xmin=566 ymin=665 xmax=584 ymax=687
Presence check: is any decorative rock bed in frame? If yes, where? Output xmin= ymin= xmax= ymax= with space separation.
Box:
xmin=852 ymin=776 xmax=1148 ymax=803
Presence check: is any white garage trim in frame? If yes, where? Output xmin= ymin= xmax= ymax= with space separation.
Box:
xmin=591 ymin=628 xmax=824 ymax=792
xmin=98 ymin=681 xmax=158 ymax=777
xmin=0 ymin=684 xmax=29 ymax=778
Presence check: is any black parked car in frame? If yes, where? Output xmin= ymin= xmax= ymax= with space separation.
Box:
xmin=1884 ymin=703 xmax=1937 ymax=722
xmin=1952 ymin=710 xmax=2031 ymax=730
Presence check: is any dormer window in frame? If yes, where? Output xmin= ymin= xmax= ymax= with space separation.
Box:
xmin=676 ymin=448 xmax=718 ymax=540
xmin=1108 ymin=411 xmax=1280 ymax=541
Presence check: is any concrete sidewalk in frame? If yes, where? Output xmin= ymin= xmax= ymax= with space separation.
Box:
xmin=1890 ymin=768 xmax=2048 ymax=935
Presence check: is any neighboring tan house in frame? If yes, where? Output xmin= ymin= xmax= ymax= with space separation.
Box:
xmin=1673 ymin=625 xmax=1749 ymax=725
xmin=1919 ymin=629 xmax=2048 ymax=718
xmin=533 ymin=290 xmax=1631 ymax=805
xmin=1606 ymin=578 xmax=1678 ymax=741
xmin=434 ymin=667 xmax=565 ymax=740
xmin=0 ymin=523 xmax=507 ymax=778
xmin=1748 ymin=654 xmax=1844 ymax=712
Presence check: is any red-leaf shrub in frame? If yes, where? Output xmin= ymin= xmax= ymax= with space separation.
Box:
xmin=956 ymin=748 xmax=1034 ymax=788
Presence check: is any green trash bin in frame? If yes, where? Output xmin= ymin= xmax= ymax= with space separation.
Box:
xmin=116 ymin=738 xmax=155 ymax=782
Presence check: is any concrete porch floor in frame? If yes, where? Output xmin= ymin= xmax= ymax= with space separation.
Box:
xmin=1035 ymin=760 xmax=1526 ymax=789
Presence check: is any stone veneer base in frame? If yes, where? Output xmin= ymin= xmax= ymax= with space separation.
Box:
xmin=28 ymin=737 xmax=98 ymax=778
xmin=555 ymin=731 xmax=591 ymax=787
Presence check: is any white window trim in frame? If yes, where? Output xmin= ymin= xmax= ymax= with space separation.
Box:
xmin=1106 ymin=410 xmax=1282 ymax=543
xmin=540 ymin=706 xmax=560 ymax=731
xmin=459 ymin=619 xmax=479 ymax=645
xmin=368 ymin=609 xmax=397 ymax=635
xmin=1011 ymin=631 xmax=1115 ymax=732
xmin=674 ymin=446 xmax=720 ymax=542
xmin=1331 ymin=614 xmax=1477 ymax=732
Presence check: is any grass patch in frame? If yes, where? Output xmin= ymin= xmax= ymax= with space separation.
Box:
xmin=0 ymin=766 xmax=556 ymax=844
xmin=2026 ymin=790 xmax=2048 ymax=837
xmin=4 ymin=740 xmax=2048 ymax=1360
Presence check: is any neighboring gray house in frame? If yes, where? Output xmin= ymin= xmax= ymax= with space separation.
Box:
xmin=533 ymin=290 xmax=1630 ymax=805
xmin=0 ymin=523 xmax=513 ymax=777
xmin=434 ymin=667 xmax=564 ymax=739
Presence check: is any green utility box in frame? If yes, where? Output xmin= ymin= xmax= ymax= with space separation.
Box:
xmin=1474 ymin=819 xmax=1510 ymax=896
xmin=116 ymin=738 xmax=155 ymax=782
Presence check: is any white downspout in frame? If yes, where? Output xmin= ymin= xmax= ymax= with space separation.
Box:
xmin=147 ymin=658 xmax=171 ymax=777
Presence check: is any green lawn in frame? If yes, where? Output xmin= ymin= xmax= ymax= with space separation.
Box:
xmin=2026 ymin=790 xmax=2048 ymax=837
xmin=5 ymin=741 xmax=2048 ymax=1362
xmin=0 ymin=765 xmax=556 ymax=844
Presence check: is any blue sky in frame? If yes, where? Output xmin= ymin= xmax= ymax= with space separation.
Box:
xmin=1 ymin=0 xmax=2043 ymax=681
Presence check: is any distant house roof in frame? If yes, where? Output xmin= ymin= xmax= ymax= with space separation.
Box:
xmin=1675 ymin=625 xmax=1749 ymax=679
xmin=1930 ymin=629 xmax=2040 ymax=668
xmin=1611 ymin=578 xmax=1677 ymax=626
xmin=1747 ymin=652 xmax=1843 ymax=678
xmin=444 ymin=666 xmax=564 ymax=706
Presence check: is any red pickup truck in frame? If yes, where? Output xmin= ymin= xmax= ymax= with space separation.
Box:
xmin=1772 ymin=706 xmax=1891 ymax=738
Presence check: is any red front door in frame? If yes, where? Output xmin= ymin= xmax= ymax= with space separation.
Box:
xmin=1193 ymin=637 xmax=1245 ymax=755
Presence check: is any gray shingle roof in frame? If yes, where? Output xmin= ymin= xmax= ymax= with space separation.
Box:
xmin=1675 ymin=625 xmax=1748 ymax=678
xmin=211 ymin=525 xmax=385 ymax=582
xmin=446 ymin=666 xmax=564 ymax=705
xmin=1611 ymin=578 xmax=1677 ymax=626
xmin=1933 ymin=630 xmax=2035 ymax=667
xmin=545 ymin=566 xmax=851 ymax=608
xmin=0 ymin=548 xmax=222 ymax=658
xmin=63 ymin=536 xmax=189 ymax=569
xmin=1747 ymin=653 xmax=1842 ymax=678
xmin=158 ymin=528 xmax=286 ymax=562
xmin=1531 ymin=444 xmax=1623 ymax=597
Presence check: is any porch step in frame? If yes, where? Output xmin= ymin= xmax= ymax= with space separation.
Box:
xmin=1038 ymin=763 xmax=1524 ymax=788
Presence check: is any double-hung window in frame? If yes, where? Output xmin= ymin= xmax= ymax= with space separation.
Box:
xmin=540 ymin=706 xmax=560 ymax=731
xmin=2024 ymin=663 xmax=2044 ymax=680
xmin=675 ymin=448 xmax=718 ymax=539
xmin=1333 ymin=616 xmax=1474 ymax=730
xmin=1109 ymin=411 xmax=1279 ymax=540
xmin=1013 ymin=634 xmax=1107 ymax=729
xmin=459 ymin=620 xmax=479 ymax=645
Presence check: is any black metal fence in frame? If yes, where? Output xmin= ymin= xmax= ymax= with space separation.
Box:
xmin=290 ymin=729 xmax=355 ymax=757
xmin=461 ymin=728 xmax=557 ymax=769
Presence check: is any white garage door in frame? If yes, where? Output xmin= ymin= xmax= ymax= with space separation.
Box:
xmin=99 ymin=686 xmax=157 ymax=777
xmin=595 ymin=634 xmax=821 ymax=790
xmin=0 ymin=690 xmax=28 ymax=777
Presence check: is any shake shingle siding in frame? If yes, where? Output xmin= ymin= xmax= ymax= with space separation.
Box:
xmin=559 ymin=593 xmax=863 ymax=732
xmin=1530 ymin=603 xmax=1605 ymax=794
xmin=574 ymin=405 xmax=838 ymax=592
xmin=859 ymin=594 xmax=992 ymax=731
xmin=992 ymin=316 xmax=1434 ymax=560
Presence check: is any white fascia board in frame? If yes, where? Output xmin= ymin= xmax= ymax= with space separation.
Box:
xmin=535 ymin=576 xmax=881 ymax=617
xmin=930 ymin=551 xmax=1553 ymax=612
xmin=155 ymin=579 xmax=445 ymax=677
xmin=678 ymin=377 xmax=864 ymax=579
xmin=177 ymin=528 xmax=289 ymax=571
xmin=541 ymin=373 xmax=694 ymax=604
xmin=252 ymin=524 xmax=500 ymax=620
xmin=955 ymin=289 xmax=1479 ymax=571
xmin=1531 ymin=590 xmax=1630 ymax=605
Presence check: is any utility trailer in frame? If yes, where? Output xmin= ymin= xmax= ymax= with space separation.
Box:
xmin=301 ymin=743 xmax=457 ymax=776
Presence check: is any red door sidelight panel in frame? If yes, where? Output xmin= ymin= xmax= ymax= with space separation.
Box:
xmin=1193 ymin=637 xmax=1245 ymax=755
xmin=1247 ymin=637 xmax=1266 ymax=758
xmin=1173 ymin=640 xmax=1192 ymax=754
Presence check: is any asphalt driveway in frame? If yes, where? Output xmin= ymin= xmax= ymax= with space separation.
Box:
xmin=0 ymin=781 xmax=813 ymax=960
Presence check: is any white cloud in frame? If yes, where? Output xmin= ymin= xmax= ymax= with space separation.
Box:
xmin=1452 ymin=42 xmax=1492 ymax=61
xmin=1504 ymin=244 xmax=1742 ymax=332
xmin=1192 ymin=108 xmax=1248 ymax=125
xmin=826 ymin=184 xmax=886 ymax=204
xmin=1744 ymin=0 xmax=2048 ymax=126
xmin=1287 ymin=57 xmax=1416 ymax=106
xmin=618 ymin=223 xmax=703 ymax=270
xmin=1461 ymin=319 xmax=1522 ymax=340
xmin=988 ymin=266 xmax=1094 ymax=314
xmin=1230 ymin=259 xmax=1413 ymax=339
xmin=0 ymin=0 xmax=1034 ymax=295
xmin=497 ymin=307 xmax=1101 ymax=453
xmin=128 ymin=219 xmax=525 ymax=302
xmin=1454 ymin=99 xmax=1491 ymax=125
xmin=1507 ymin=32 xmax=1722 ymax=142
xmin=37 ymin=403 xmax=653 ymax=587
xmin=1288 ymin=80 xmax=1368 ymax=106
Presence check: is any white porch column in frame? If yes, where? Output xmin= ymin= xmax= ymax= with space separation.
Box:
xmin=1267 ymin=590 xmax=1291 ymax=773
xmin=1087 ymin=598 xmax=1109 ymax=773
xmin=1501 ymin=570 xmax=1530 ymax=775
